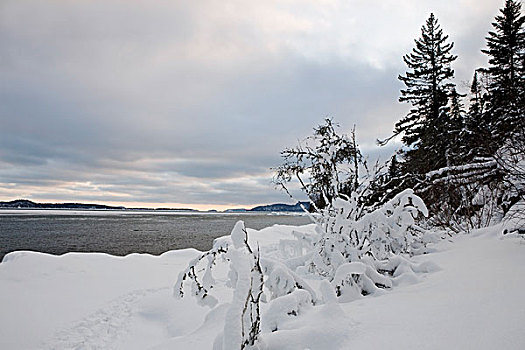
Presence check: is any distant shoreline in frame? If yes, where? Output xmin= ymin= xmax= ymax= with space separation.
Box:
xmin=0 ymin=209 xmax=310 ymax=217
xmin=0 ymin=199 xmax=310 ymax=213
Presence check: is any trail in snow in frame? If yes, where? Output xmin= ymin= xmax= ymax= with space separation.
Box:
xmin=45 ymin=288 xmax=166 ymax=350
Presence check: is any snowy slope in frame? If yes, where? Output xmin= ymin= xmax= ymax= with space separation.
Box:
xmin=0 ymin=224 xmax=524 ymax=349
xmin=341 ymin=226 xmax=525 ymax=349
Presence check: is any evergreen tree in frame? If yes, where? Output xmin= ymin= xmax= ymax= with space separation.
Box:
xmin=464 ymin=71 xmax=494 ymax=158
xmin=388 ymin=154 xmax=402 ymax=180
xmin=443 ymin=88 xmax=467 ymax=165
xmin=383 ymin=154 xmax=404 ymax=199
xmin=468 ymin=71 xmax=485 ymax=118
xmin=394 ymin=13 xmax=458 ymax=175
xmin=481 ymin=0 xmax=525 ymax=142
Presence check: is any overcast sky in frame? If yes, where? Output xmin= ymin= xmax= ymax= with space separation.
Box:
xmin=0 ymin=0 xmax=504 ymax=210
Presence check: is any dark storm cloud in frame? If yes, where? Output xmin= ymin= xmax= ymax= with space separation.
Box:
xmin=0 ymin=0 xmax=503 ymax=208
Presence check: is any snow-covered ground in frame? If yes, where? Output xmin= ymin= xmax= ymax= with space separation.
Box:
xmin=1 ymin=223 xmax=524 ymax=349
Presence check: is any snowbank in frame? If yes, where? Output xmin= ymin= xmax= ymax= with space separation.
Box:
xmin=1 ymin=224 xmax=524 ymax=349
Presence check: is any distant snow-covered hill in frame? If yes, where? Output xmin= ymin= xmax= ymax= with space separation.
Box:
xmin=249 ymin=202 xmax=310 ymax=212
xmin=0 ymin=199 xmax=125 ymax=210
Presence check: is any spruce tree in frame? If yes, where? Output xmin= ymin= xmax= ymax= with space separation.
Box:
xmin=444 ymin=88 xmax=467 ymax=165
xmin=481 ymin=0 xmax=525 ymax=143
xmin=464 ymin=71 xmax=495 ymax=158
xmin=395 ymin=13 xmax=458 ymax=175
xmin=468 ymin=72 xmax=485 ymax=118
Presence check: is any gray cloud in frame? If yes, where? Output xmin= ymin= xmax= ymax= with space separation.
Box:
xmin=0 ymin=0 xmax=503 ymax=208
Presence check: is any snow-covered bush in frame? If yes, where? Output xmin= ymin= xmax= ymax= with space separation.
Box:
xmin=331 ymin=261 xmax=386 ymax=302
xmin=175 ymin=189 xmax=433 ymax=347
xmin=175 ymin=221 xmax=318 ymax=349
xmin=281 ymin=188 xmax=430 ymax=300
xmin=312 ymin=189 xmax=428 ymax=268
xmin=175 ymin=221 xmax=264 ymax=349
xmin=261 ymin=289 xmax=313 ymax=332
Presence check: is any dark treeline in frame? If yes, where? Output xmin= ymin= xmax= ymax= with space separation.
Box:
xmin=380 ymin=0 xmax=524 ymax=231
xmin=276 ymin=0 xmax=524 ymax=232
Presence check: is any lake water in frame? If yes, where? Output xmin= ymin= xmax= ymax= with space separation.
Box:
xmin=0 ymin=210 xmax=313 ymax=261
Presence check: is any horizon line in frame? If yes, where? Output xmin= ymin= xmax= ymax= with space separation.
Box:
xmin=0 ymin=198 xmax=306 ymax=212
